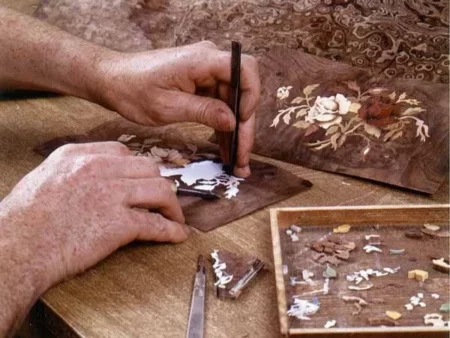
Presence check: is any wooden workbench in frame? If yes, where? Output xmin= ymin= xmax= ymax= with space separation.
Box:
xmin=1 ymin=1 xmax=448 ymax=337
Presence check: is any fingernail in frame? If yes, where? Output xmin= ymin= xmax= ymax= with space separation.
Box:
xmin=235 ymin=165 xmax=251 ymax=178
xmin=183 ymin=224 xmax=192 ymax=236
xmin=218 ymin=110 xmax=236 ymax=131
xmin=171 ymin=181 xmax=178 ymax=193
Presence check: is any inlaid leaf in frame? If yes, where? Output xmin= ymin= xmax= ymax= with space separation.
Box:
xmin=384 ymin=122 xmax=402 ymax=130
xmin=402 ymin=107 xmax=426 ymax=116
xmin=291 ymin=96 xmax=305 ymax=104
xmin=330 ymin=133 xmax=342 ymax=150
xmin=311 ymin=143 xmax=331 ymax=151
xmin=383 ymin=129 xmax=399 ymax=142
xmin=296 ymin=108 xmax=309 ymax=118
xmin=304 ymin=124 xmax=320 ymax=136
xmin=402 ymin=99 xmax=421 ymax=106
xmin=270 ymin=111 xmax=284 ymax=127
xmin=389 ymin=91 xmax=396 ymax=101
xmin=283 ymin=113 xmax=292 ymax=125
xmin=390 ymin=130 xmax=403 ymax=142
xmin=293 ymin=120 xmax=311 ymax=129
xmin=364 ymin=124 xmax=381 ymax=138
xmin=397 ymin=92 xmax=407 ymax=101
xmin=337 ymin=134 xmax=347 ymax=147
xmin=346 ymin=81 xmax=360 ymax=93
xmin=348 ymin=102 xmax=362 ymax=113
xmin=326 ymin=125 xmax=340 ymax=136
xmin=303 ymin=84 xmax=320 ymax=97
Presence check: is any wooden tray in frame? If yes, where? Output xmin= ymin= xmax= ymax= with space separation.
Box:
xmin=270 ymin=205 xmax=450 ymax=336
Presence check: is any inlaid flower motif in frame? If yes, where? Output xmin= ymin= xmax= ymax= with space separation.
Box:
xmin=271 ymin=82 xmax=429 ymax=151
xmin=358 ymin=97 xmax=401 ymax=128
xmin=277 ymin=86 xmax=293 ymax=100
xmin=305 ymin=94 xmax=351 ymax=129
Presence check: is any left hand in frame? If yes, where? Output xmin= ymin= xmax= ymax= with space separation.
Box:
xmin=93 ymin=41 xmax=261 ymax=177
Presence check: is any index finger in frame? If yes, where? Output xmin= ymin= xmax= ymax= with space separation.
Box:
xmin=192 ymin=49 xmax=261 ymax=121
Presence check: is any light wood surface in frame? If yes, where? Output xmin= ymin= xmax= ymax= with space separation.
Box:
xmin=1 ymin=2 xmax=448 ymax=337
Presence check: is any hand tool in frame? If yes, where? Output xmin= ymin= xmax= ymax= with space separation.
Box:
xmin=186 ymin=255 xmax=206 ymax=338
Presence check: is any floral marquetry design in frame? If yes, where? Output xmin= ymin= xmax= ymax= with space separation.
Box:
xmin=271 ymin=82 xmax=430 ymax=152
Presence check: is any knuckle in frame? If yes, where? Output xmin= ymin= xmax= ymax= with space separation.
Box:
xmin=53 ymin=143 xmax=78 ymax=157
xmin=243 ymin=54 xmax=259 ymax=72
xmin=74 ymin=155 xmax=106 ymax=176
xmin=154 ymin=177 xmax=174 ymax=194
xmin=150 ymin=213 xmax=169 ymax=236
xmin=108 ymin=141 xmax=131 ymax=154
xmin=198 ymin=40 xmax=217 ymax=49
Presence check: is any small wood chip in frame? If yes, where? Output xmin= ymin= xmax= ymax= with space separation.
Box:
xmin=386 ymin=311 xmax=402 ymax=320
xmin=335 ymin=250 xmax=350 ymax=260
xmin=333 ymin=224 xmax=351 ymax=233
xmin=408 ymin=269 xmax=429 ymax=282
xmin=405 ymin=230 xmax=423 ymax=239
xmin=432 ymin=258 xmax=450 ymax=273
xmin=368 ymin=317 xmax=397 ymax=326
xmin=323 ymin=265 xmax=337 ymax=278
xmin=440 ymin=303 xmax=450 ymax=313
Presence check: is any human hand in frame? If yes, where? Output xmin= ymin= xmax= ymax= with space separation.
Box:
xmin=0 ymin=142 xmax=189 ymax=289
xmin=95 ymin=41 xmax=260 ymax=177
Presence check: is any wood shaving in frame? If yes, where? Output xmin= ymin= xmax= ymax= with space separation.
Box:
xmin=342 ymin=296 xmax=368 ymax=315
xmin=424 ymin=313 xmax=449 ymax=327
xmin=211 ymin=250 xmax=234 ymax=289
xmin=117 ymin=134 xmax=136 ymax=143
xmin=287 ymin=298 xmax=319 ymax=321
xmin=363 ymin=245 xmax=382 ymax=253
xmin=389 ymin=248 xmax=405 ymax=255
xmin=405 ymin=304 xmax=414 ymax=311
xmin=290 ymin=225 xmax=302 ymax=233
xmin=348 ymin=283 xmax=373 ymax=291
xmin=342 ymin=296 xmax=368 ymax=305
xmin=423 ymin=223 xmax=440 ymax=231
xmin=324 ymin=319 xmax=336 ymax=328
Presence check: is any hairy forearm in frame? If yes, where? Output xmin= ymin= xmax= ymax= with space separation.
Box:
xmin=0 ymin=6 xmax=114 ymax=101
xmin=0 ymin=210 xmax=49 ymax=337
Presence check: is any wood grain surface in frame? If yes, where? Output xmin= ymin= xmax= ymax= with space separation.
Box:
xmin=253 ymin=49 xmax=449 ymax=194
xmin=272 ymin=206 xmax=450 ymax=337
xmin=30 ymin=0 xmax=450 ymax=194
xmin=1 ymin=91 xmax=447 ymax=338
xmin=33 ymin=0 xmax=449 ymax=83
xmin=35 ymin=118 xmax=312 ymax=232
xmin=0 ymin=1 xmax=448 ymax=338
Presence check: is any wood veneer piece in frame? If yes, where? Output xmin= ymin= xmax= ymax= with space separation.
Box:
xmin=35 ymin=118 xmax=312 ymax=232
xmin=254 ymin=49 xmax=449 ymax=194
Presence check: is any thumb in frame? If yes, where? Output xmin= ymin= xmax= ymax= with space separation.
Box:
xmin=166 ymin=91 xmax=236 ymax=131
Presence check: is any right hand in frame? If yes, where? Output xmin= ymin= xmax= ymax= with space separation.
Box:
xmin=0 ymin=142 xmax=189 ymax=289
